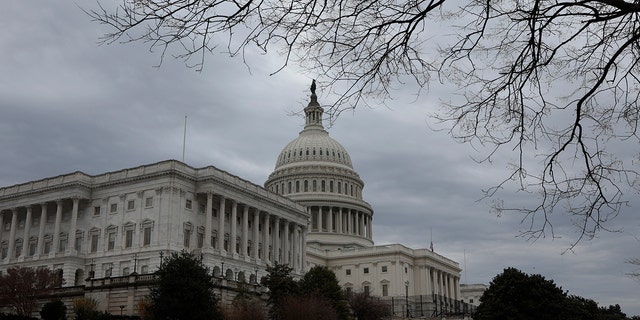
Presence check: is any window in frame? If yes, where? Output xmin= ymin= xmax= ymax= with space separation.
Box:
xmin=338 ymin=182 xmax=342 ymax=193
xmin=93 ymin=206 xmax=101 ymax=216
xmin=223 ymin=233 xmax=229 ymax=251
xmin=183 ymin=226 xmax=192 ymax=248
xmin=329 ymin=181 xmax=334 ymax=192
xmin=364 ymin=285 xmax=370 ymax=296
xmin=197 ymin=231 xmax=204 ymax=248
xmin=321 ymin=180 xmax=326 ymax=192
xmin=313 ymin=180 xmax=317 ymax=192
xmin=145 ymin=197 xmax=153 ymax=208
xmin=107 ymin=231 xmax=116 ymax=251
xmin=28 ymin=239 xmax=37 ymax=256
xmin=127 ymin=200 xmax=135 ymax=211
xmin=44 ymin=235 xmax=52 ymax=254
xmin=14 ymin=239 xmax=22 ymax=257
xmin=141 ymin=265 xmax=149 ymax=274
xmin=346 ymin=287 xmax=352 ymax=295
xmin=32 ymin=216 xmax=40 ymax=227
xmin=125 ymin=229 xmax=134 ymax=248
xmin=18 ymin=219 xmax=25 ymax=229
xmin=346 ymin=269 xmax=351 ymax=276
xmin=104 ymin=264 xmax=112 ymax=277
xmin=185 ymin=199 xmax=193 ymax=210
xmin=363 ymin=267 xmax=369 ymax=274
xmin=143 ymin=227 xmax=152 ymax=246
xmin=470 ymin=299 xmax=474 ymax=304
xmin=381 ymin=266 xmax=388 ymax=273
xmin=4 ymin=222 xmax=10 ymax=231
xmin=304 ymin=180 xmax=308 ymax=192
xmin=404 ymin=267 xmax=408 ymax=273
xmin=75 ymin=232 xmax=83 ymax=252
xmin=0 ymin=242 xmax=7 ymax=259
xmin=122 ymin=267 xmax=130 ymax=276
xmin=110 ymin=203 xmax=118 ymax=214
xmin=382 ymin=284 xmax=389 ymax=297
xmin=199 ymin=203 xmax=206 ymax=214
xmin=287 ymin=181 xmax=292 ymax=193
xmin=295 ymin=181 xmax=300 ymax=193
xmin=58 ymin=233 xmax=68 ymax=252
xmin=90 ymin=234 xmax=99 ymax=253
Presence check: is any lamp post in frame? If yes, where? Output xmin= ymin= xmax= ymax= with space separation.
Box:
xmin=119 ymin=305 xmax=124 ymax=316
xmin=132 ymin=253 xmax=138 ymax=275
xmin=254 ymin=268 xmax=258 ymax=285
xmin=221 ymin=261 xmax=225 ymax=279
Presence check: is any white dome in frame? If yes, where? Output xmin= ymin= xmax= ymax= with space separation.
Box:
xmin=274 ymin=128 xmax=353 ymax=170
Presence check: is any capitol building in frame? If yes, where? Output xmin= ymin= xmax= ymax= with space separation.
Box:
xmin=0 ymin=86 xmax=467 ymax=317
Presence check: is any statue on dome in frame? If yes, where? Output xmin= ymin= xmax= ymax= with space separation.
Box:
xmin=311 ymin=79 xmax=316 ymax=95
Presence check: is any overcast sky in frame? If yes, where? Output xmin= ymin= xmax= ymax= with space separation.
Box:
xmin=1 ymin=1 xmax=639 ymax=316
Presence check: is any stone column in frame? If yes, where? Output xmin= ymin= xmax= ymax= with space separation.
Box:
xmin=36 ymin=203 xmax=47 ymax=257
xmin=368 ymin=216 xmax=373 ymax=239
xmin=336 ymin=208 xmax=342 ymax=234
xmin=21 ymin=206 xmax=33 ymax=258
xmin=0 ymin=212 xmax=4 ymax=246
xmin=262 ymin=212 xmax=270 ymax=263
xmin=68 ymin=198 xmax=79 ymax=253
xmin=252 ymin=210 xmax=259 ymax=259
xmin=274 ymin=216 xmax=280 ymax=262
xmin=242 ymin=205 xmax=249 ymax=257
xmin=293 ymin=225 xmax=299 ymax=271
xmin=218 ymin=196 xmax=226 ymax=252
xmin=283 ymin=220 xmax=289 ymax=264
xmin=359 ymin=212 xmax=365 ymax=236
xmin=7 ymin=209 xmax=18 ymax=259
xmin=347 ymin=209 xmax=353 ymax=234
xmin=301 ymin=226 xmax=307 ymax=271
xmin=52 ymin=200 xmax=63 ymax=254
xmin=327 ymin=207 xmax=333 ymax=233
xmin=230 ymin=200 xmax=237 ymax=255
xmin=205 ymin=193 xmax=213 ymax=249
xmin=317 ymin=206 xmax=323 ymax=232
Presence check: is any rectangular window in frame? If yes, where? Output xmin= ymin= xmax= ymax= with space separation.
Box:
xmin=32 ymin=216 xmax=40 ymax=227
xmin=185 ymin=199 xmax=193 ymax=210
xmin=125 ymin=229 xmax=133 ymax=248
xmin=75 ymin=236 xmax=82 ymax=252
xmin=346 ymin=269 xmax=351 ymax=276
xmin=1 ymin=246 xmax=7 ymax=259
xmin=364 ymin=267 xmax=369 ymax=274
xmin=199 ymin=204 xmax=206 ymax=214
xmin=127 ymin=200 xmax=135 ymax=211
xmin=145 ymin=197 xmax=153 ymax=208
xmin=110 ymin=203 xmax=118 ymax=214
xmin=382 ymin=284 xmax=389 ymax=297
xmin=44 ymin=241 xmax=52 ymax=254
xmin=90 ymin=234 xmax=99 ymax=253
xmin=4 ymin=222 xmax=10 ymax=231
xmin=183 ymin=229 xmax=191 ymax=248
xmin=94 ymin=206 xmax=101 ymax=216
xmin=364 ymin=285 xmax=370 ymax=296
xmin=381 ymin=266 xmax=388 ymax=273
xmin=197 ymin=232 xmax=204 ymax=248
xmin=28 ymin=242 xmax=37 ymax=256
xmin=143 ymin=227 xmax=152 ymax=246
xmin=59 ymin=238 xmax=67 ymax=252
xmin=108 ymin=232 xmax=116 ymax=250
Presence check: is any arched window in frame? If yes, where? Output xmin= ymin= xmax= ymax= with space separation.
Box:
xmin=288 ymin=181 xmax=292 ymax=193
xmin=330 ymin=181 xmax=334 ymax=192
xmin=313 ymin=180 xmax=317 ymax=192
xmin=296 ymin=181 xmax=300 ymax=193
xmin=304 ymin=180 xmax=309 ymax=192
xmin=321 ymin=180 xmax=326 ymax=192
xmin=337 ymin=182 xmax=342 ymax=194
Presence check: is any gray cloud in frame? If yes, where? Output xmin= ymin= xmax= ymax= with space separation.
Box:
xmin=1 ymin=1 xmax=639 ymax=316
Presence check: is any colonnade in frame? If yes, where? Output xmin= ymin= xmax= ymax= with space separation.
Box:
xmin=0 ymin=198 xmax=81 ymax=262
xmin=307 ymin=205 xmax=372 ymax=240
xmin=428 ymin=267 xmax=460 ymax=301
xmin=202 ymin=193 xmax=307 ymax=272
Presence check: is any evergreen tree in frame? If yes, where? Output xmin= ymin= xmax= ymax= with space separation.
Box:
xmin=474 ymin=267 xmax=568 ymax=320
xmin=149 ymin=251 xmax=220 ymax=320
xmin=299 ymin=266 xmax=351 ymax=320
xmin=260 ymin=263 xmax=299 ymax=320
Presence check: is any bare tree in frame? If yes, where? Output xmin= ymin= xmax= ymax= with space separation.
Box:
xmin=87 ymin=0 xmax=640 ymax=247
xmin=0 ymin=266 xmax=64 ymax=317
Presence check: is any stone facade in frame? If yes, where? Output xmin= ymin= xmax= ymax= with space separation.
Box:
xmin=0 ymin=160 xmax=308 ymax=316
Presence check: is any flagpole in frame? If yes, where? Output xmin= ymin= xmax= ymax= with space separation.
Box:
xmin=182 ymin=115 xmax=187 ymax=162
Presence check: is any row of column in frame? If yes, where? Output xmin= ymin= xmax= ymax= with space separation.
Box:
xmin=0 ymin=198 xmax=80 ymax=262
xmin=203 ymin=193 xmax=306 ymax=271
xmin=309 ymin=206 xmax=372 ymax=239
xmin=429 ymin=268 xmax=459 ymax=301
